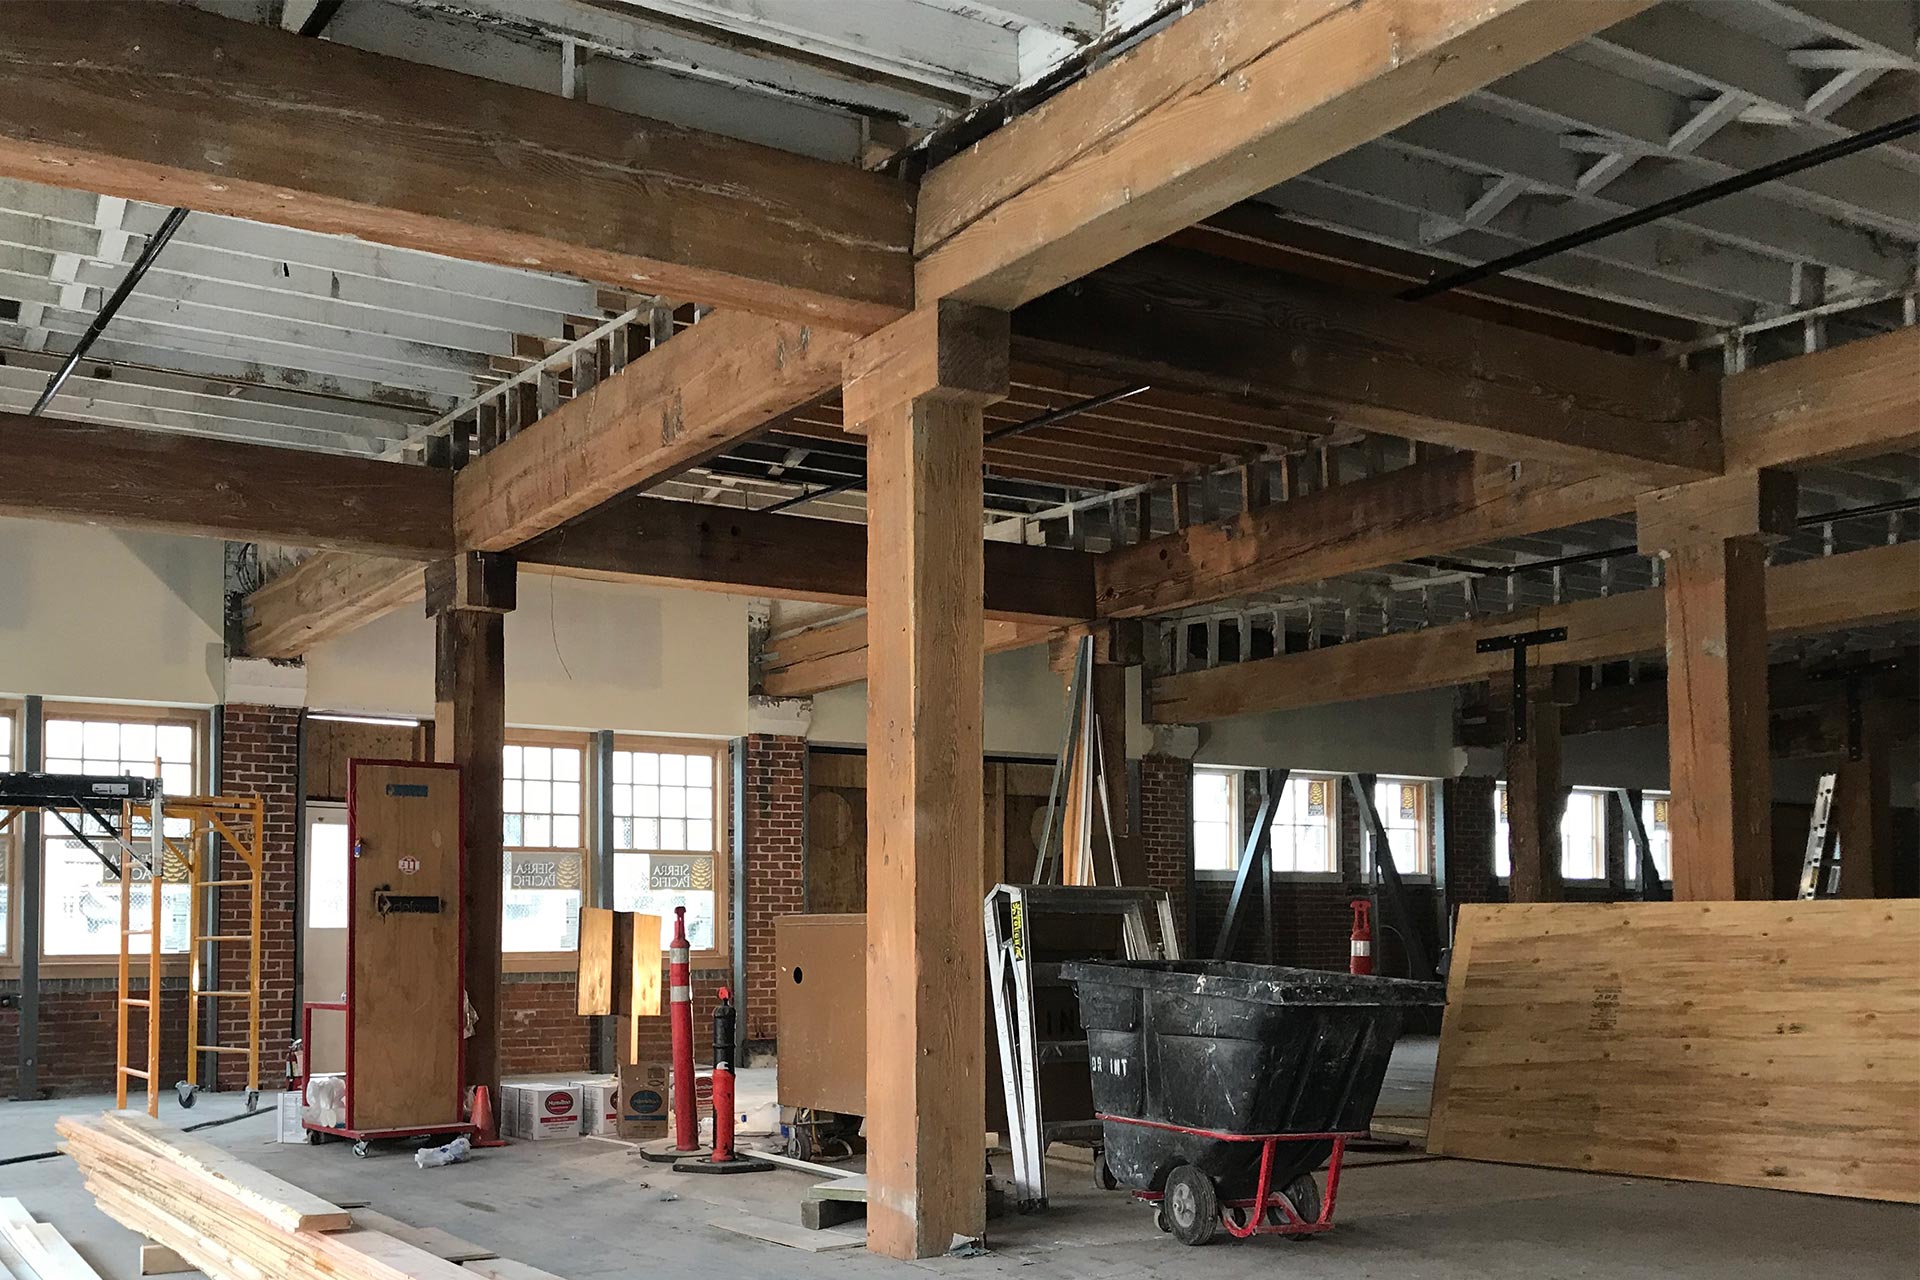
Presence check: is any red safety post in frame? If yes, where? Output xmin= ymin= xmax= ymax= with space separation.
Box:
xmin=669 ymin=906 xmax=698 ymax=1152
xmin=670 ymin=985 xmax=771 ymax=1174
xmin=1349 ymin=899 xmax=1374 ymax=976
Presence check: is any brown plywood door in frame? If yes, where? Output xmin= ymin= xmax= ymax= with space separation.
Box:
xmin=349 ymin=761 xmax=464 ymax=1131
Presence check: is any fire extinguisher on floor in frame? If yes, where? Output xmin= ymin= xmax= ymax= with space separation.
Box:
xmin=1349 ymin=899 xmax=1374 ymax=976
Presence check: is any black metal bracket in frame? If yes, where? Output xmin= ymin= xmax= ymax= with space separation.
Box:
xmin=1475 ymin=627 xmax=1568 ymax=744
xmin=1347 ymin=774 xmax=1435 ymax=983
xmin=1615 ymin=788 xmax=1670 ymax=902
xmin=372 ymin=886 xmax=444 ymax=916
xmin=1212 ymin=769 xmax=1286 ymax=963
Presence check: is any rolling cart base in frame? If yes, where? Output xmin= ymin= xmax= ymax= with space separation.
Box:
xmin=1108 ymin=1116 xmax=1361 ymax=1244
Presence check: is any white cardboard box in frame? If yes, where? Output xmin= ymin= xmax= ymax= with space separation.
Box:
xmin=501 ymin=1083 xmax=583 ymax=1140
xmin=576 ymin=1078 xmax=620 ymax=1137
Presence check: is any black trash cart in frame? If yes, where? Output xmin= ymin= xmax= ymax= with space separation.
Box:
xmin=1061 ymin=959 xmax=1442 ymax=1245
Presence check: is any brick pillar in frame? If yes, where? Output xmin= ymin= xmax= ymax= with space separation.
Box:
xmin=1138 ymin=754 xmax=1193 ymax=953
xmin=215 ymin=704 xmax=301 ymax=1092
xmin=1444 ymin=775 xmax=1501 ymax=907
xmin=742 ymin=732 xmax=806 ymax=1044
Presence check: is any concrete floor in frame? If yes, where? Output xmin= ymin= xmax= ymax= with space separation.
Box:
xmin=2 ymin=1041 xmax=1914 ymax=1279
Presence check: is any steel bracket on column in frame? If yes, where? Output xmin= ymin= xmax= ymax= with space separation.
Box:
xmin=1475 ymin=627 xmax=1567 ymax=744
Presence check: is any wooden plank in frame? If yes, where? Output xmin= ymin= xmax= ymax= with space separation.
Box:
xmin=708 ymin=1217 xmax=866 ymax=1253
xmin=454 ymin=313 xmax=853 ymax=552
xmin=861 ymin=312 xmax=997 ymax=1258
xmin=139 ymin=1242 xmax=194 ymax=1275
xmin=0 ymin=1198 xmax=106 ymax=1280
xmin=1014 ymin=247 xmax=1720 ymax=482
xmin=1100 ymin=452 xmax=1645 ymax=619
xmin=1724 ymin=326 xmax=1920 ymax=470
xmin=348 ymin=1212 xmax=495 ymax=1264
xmin=1504 ymin=670 xmax=1566 ymax=904
xmin=762 ymin=617 xmax=1055 ymax=697
xmin=99 ymin=1113 xmax=353 ymax=1233
xmin=1146 ymin=541 xmax=1920 ymax=722
xmin=242 ymin=554 xmax=423 ymax=660
xmin=348 ymin=761 xmax=466 ymax=1130
xmin=460 ymin=1261 xmax=568 ymax=1280
xmin=0 ymin=3 xmax=912 ymax=330
xmin=0 ymin=413 xmax=452 ymax=558
xmin=1427 ymin=901 xmax=1920 ymax=1203
xmin=520 ymin=495 xmax=1095 ymax=625
xmin=915 ymin=0 xmax=1652 ymax=309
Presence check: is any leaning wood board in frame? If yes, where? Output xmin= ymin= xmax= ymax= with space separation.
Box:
xmin=349 ymin=761 xmax=465 ymax=1132
xmin=1428 ymin=900 xmax=1920 ymax=1202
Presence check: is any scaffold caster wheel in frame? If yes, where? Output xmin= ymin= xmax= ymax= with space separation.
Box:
xmin=175 ymin=1081 xmax=197 ymax=1109
xmin=246 ymin=1090 xmax=261 ymax=1113
xmin=1092 ymin=1150 xmax=1118 ymax=1191
xmin=1161 ymin=1166 xmax=1218 ymax=1247
xmin=306 ymin=1131 xmax=324 ymax=1146
xmin=352 ymin=1140 xmax=372 ymax=1159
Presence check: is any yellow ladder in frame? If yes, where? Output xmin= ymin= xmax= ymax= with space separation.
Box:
xmin=115 ymin=794 xmax=165 ymax=1117
xmin=178 ymin=795 xmax=265 ymax=1109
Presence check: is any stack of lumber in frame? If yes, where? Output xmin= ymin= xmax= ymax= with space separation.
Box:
xmin=1428 ymin=900 xmax=1920 ymax=1203
xmin=55 ymin=1113 xmax=522 ymax=1280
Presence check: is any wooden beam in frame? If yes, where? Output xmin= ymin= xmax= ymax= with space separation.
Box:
xmin=428 ymin=552 xmax=513 ymax=1102
xmin=1834 ymin=709 xmax=1895 ymax=898
xmin=1638 ymin=473 xmax=1795 ymax=902
xmin=0 ymin=413 xmax=452 ymax=558
xmin=915 ymin=0 xmax=1652 ymax=310
xmin=1098 ymin=452 xmax=1645 ymax=619
xmin=520 ymin=497 xmax=1094 ymax=625
xmin=763 ymin=617 xmax=1053 ymax=698
xmin=1145 ymin=541 xmax=1920 ymax=722
xmin=242 ymin=554 xmax=423 ymax=660
xmin=455 ymin=313 xmax=853 ymax=552
xmin=0 ymin=3 xmax=912 ymax=330
xmin=1505 ymin=668 xmax=1569 ymax=904
xmin=860 ymin=306 xmax=1005 ymax=1259
xmin=1724 ymin=327 xmax=1920 ymax=471
xmin=1014 ymin=248 xmax=1720 ymax=482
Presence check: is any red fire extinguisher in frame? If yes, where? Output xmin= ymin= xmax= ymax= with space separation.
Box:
xmin=1349 ymin=899 xmax=1374 ymax=976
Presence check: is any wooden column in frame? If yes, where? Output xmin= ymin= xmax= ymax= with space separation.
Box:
xmin=1050 ymin=622 xmax=1144 ymax=886
xmin=426 ymin=551 xmax=514 ymax=1100
xmin=847 ymin=301 xmax=1008 ymax=1261
xmin=1638 ymin=471 xmax=1796 ymax=901
xmin=1504 ymin=667 xmax=1568 ymax=903
xmin=1835 ymin=706 xmax=1893 ymax=898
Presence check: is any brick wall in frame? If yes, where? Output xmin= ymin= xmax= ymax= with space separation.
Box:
xmin=1444 ymin=775 xmax=1502 ymax=908
xmin=630 ymin=966 xmax=724 ymax=1065
xmin=215 ymin=704 xmax=301 ymax=1091
xmin=741 ymin=735 xmax=805 ymax=1044
xmin=501 ymin=973 xmax=593 ymax=1077
xmin=0 ymin=978 xmax=190 ymax=1097
xmin=1138 ymin=755 xmax=1193 ymax=951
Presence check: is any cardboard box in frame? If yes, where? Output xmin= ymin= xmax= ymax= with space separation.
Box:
xmin=276 ymin=1090 xmax=306 ymax=1143
xmin=618 ymin=1062 xmax=670 ymax=1140
xmin=577 ymin=1077 xmax=621 ymax=1137
xmin=501 ymin=1083 xmax=583 ymax=1141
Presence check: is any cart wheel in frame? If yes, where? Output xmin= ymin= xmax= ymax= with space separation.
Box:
xmin=1161 ymin=1167 xmax=1218 ymax=1246
xmin=1092 ymin=1150 xmax=1119 ymax=1192
xmin=175 ymin=1082 xmax=196 ymax=1109
xmin=1274 ymin=1172 xmax=1322 ymax=1238
xmin=306 ymin=1131 xmax=323 ymax=1146
xmin=351 ymin=1140 xmax=371 ymax=1159
xmin=246 ymin=1090 xmax=261 ymax=1113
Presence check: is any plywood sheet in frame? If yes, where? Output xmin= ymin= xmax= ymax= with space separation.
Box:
xmin=1428 ymin=900 xmax=1920 ymax=1203
xmin=576 ymin=909 xmax=662 ymax=1019
xmin=776 ymin=914 xmax=867 ymax=1115
xmin=349 ymin=761 xmax=464 ymax=1131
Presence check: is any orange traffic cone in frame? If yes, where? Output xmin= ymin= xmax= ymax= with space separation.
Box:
xmin=469 ymin=1085 xmax=507 ymax=1147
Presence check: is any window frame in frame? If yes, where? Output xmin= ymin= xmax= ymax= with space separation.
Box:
xmin=1267 ymin=772 xmax=1343 ymax=879
xmin=34 ymin=701 xmax=209 ymax=974
xmin=1558 ymin=787 xmax=1610 ymax=883
xmin=609 ymin=733 xmax=732 ymax=966
xmin=1637 ymin=790 xmax=1674 ymax=884
xmin=501 ymin=727 xmax=594 ymax=973
xmin=1365 ymin=776 xmax=1435 ymax=880
xmin=1492 ymin=783 xmax=1620 ymax=884
xmin=1190 ymin=765 xmax=1245 ymax=878
xmin=0 ymin=698 xmax=20 ymax=964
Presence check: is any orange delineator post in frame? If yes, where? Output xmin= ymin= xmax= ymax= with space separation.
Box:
xmin=668 ymin=906 xmax=698 ymax=1151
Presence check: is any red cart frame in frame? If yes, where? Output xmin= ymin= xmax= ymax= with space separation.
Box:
xmin=297 ymin=1001 xmax=475 ymax=1149
xmin=1099 ymin=1113 xmax=1363 ymax=1240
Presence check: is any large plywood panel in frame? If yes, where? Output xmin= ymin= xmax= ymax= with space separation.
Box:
xmin=776 ymin=914 xmax=868 ymax=1116
xmin=348 ymin=761 xmax=464 ymax=1131
xmin=1429 ymin=901 xmax=1920 ymax=1202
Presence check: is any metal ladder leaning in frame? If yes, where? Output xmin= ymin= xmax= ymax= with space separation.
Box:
xmin=116 ymin=790 xmax=167 ymax=1116
xmin=1796 ymin=772 xmax=1843 ymax=900
xmin=984 ymin=884 xmax=1181 ymax=1211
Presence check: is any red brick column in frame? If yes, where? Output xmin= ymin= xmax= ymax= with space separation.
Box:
xmin=1444 ymin=775 xmax=1501 ymax=907
xmin=741 ymin=734 xmax=806 ymax=1044
xmin=1138 ymin=754 xmax=1193 ymax=953
xmin=215 ymin=704 xmax=300 ymax=1091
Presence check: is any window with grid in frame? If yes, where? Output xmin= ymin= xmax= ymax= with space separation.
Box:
xmin=502 ymin=738 xmax=587 ymax=954
xmin=1191 ymin=767 xmax=1240 ymax=871
xmin=1269 ymin=774 xmax=1339 ymax=874
xmin=611 ymin=742 xmax=727 ymax=955
xmin=41 ymin=712 xmax=198 ymax=957
xmin=1641 ymin=792 xmax=1673 ymax=881
xmin=0 ymin=708 xmax=12 ymax=956
xmin=1493 ymin=785 xmax=1612 ymax=881
xmin=1370 ymin=778 xmax=1432 ymax=876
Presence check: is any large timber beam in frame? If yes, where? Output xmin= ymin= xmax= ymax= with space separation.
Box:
xmin=1015 ymin=247 xmax=1720 ymax=482
xmin=1144 ymin=540 xmax=1919 ymax=723
xmin=243 ymin=554 xmax=424 ymax=660
xmin=1723 ymin=326 xmax=1920 ymax=470
xmin=454 ymin=313 xmax=852 ymax=552
xmin=0 ymin=3 xmax=913 ymax=330
xmin=915 ymin=0 xmax=1653 ymax=310
xmin=0 ymin=413 xmax=451 ymax=558
xmin=762 ymin=616 xmax=1057 ymax=698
